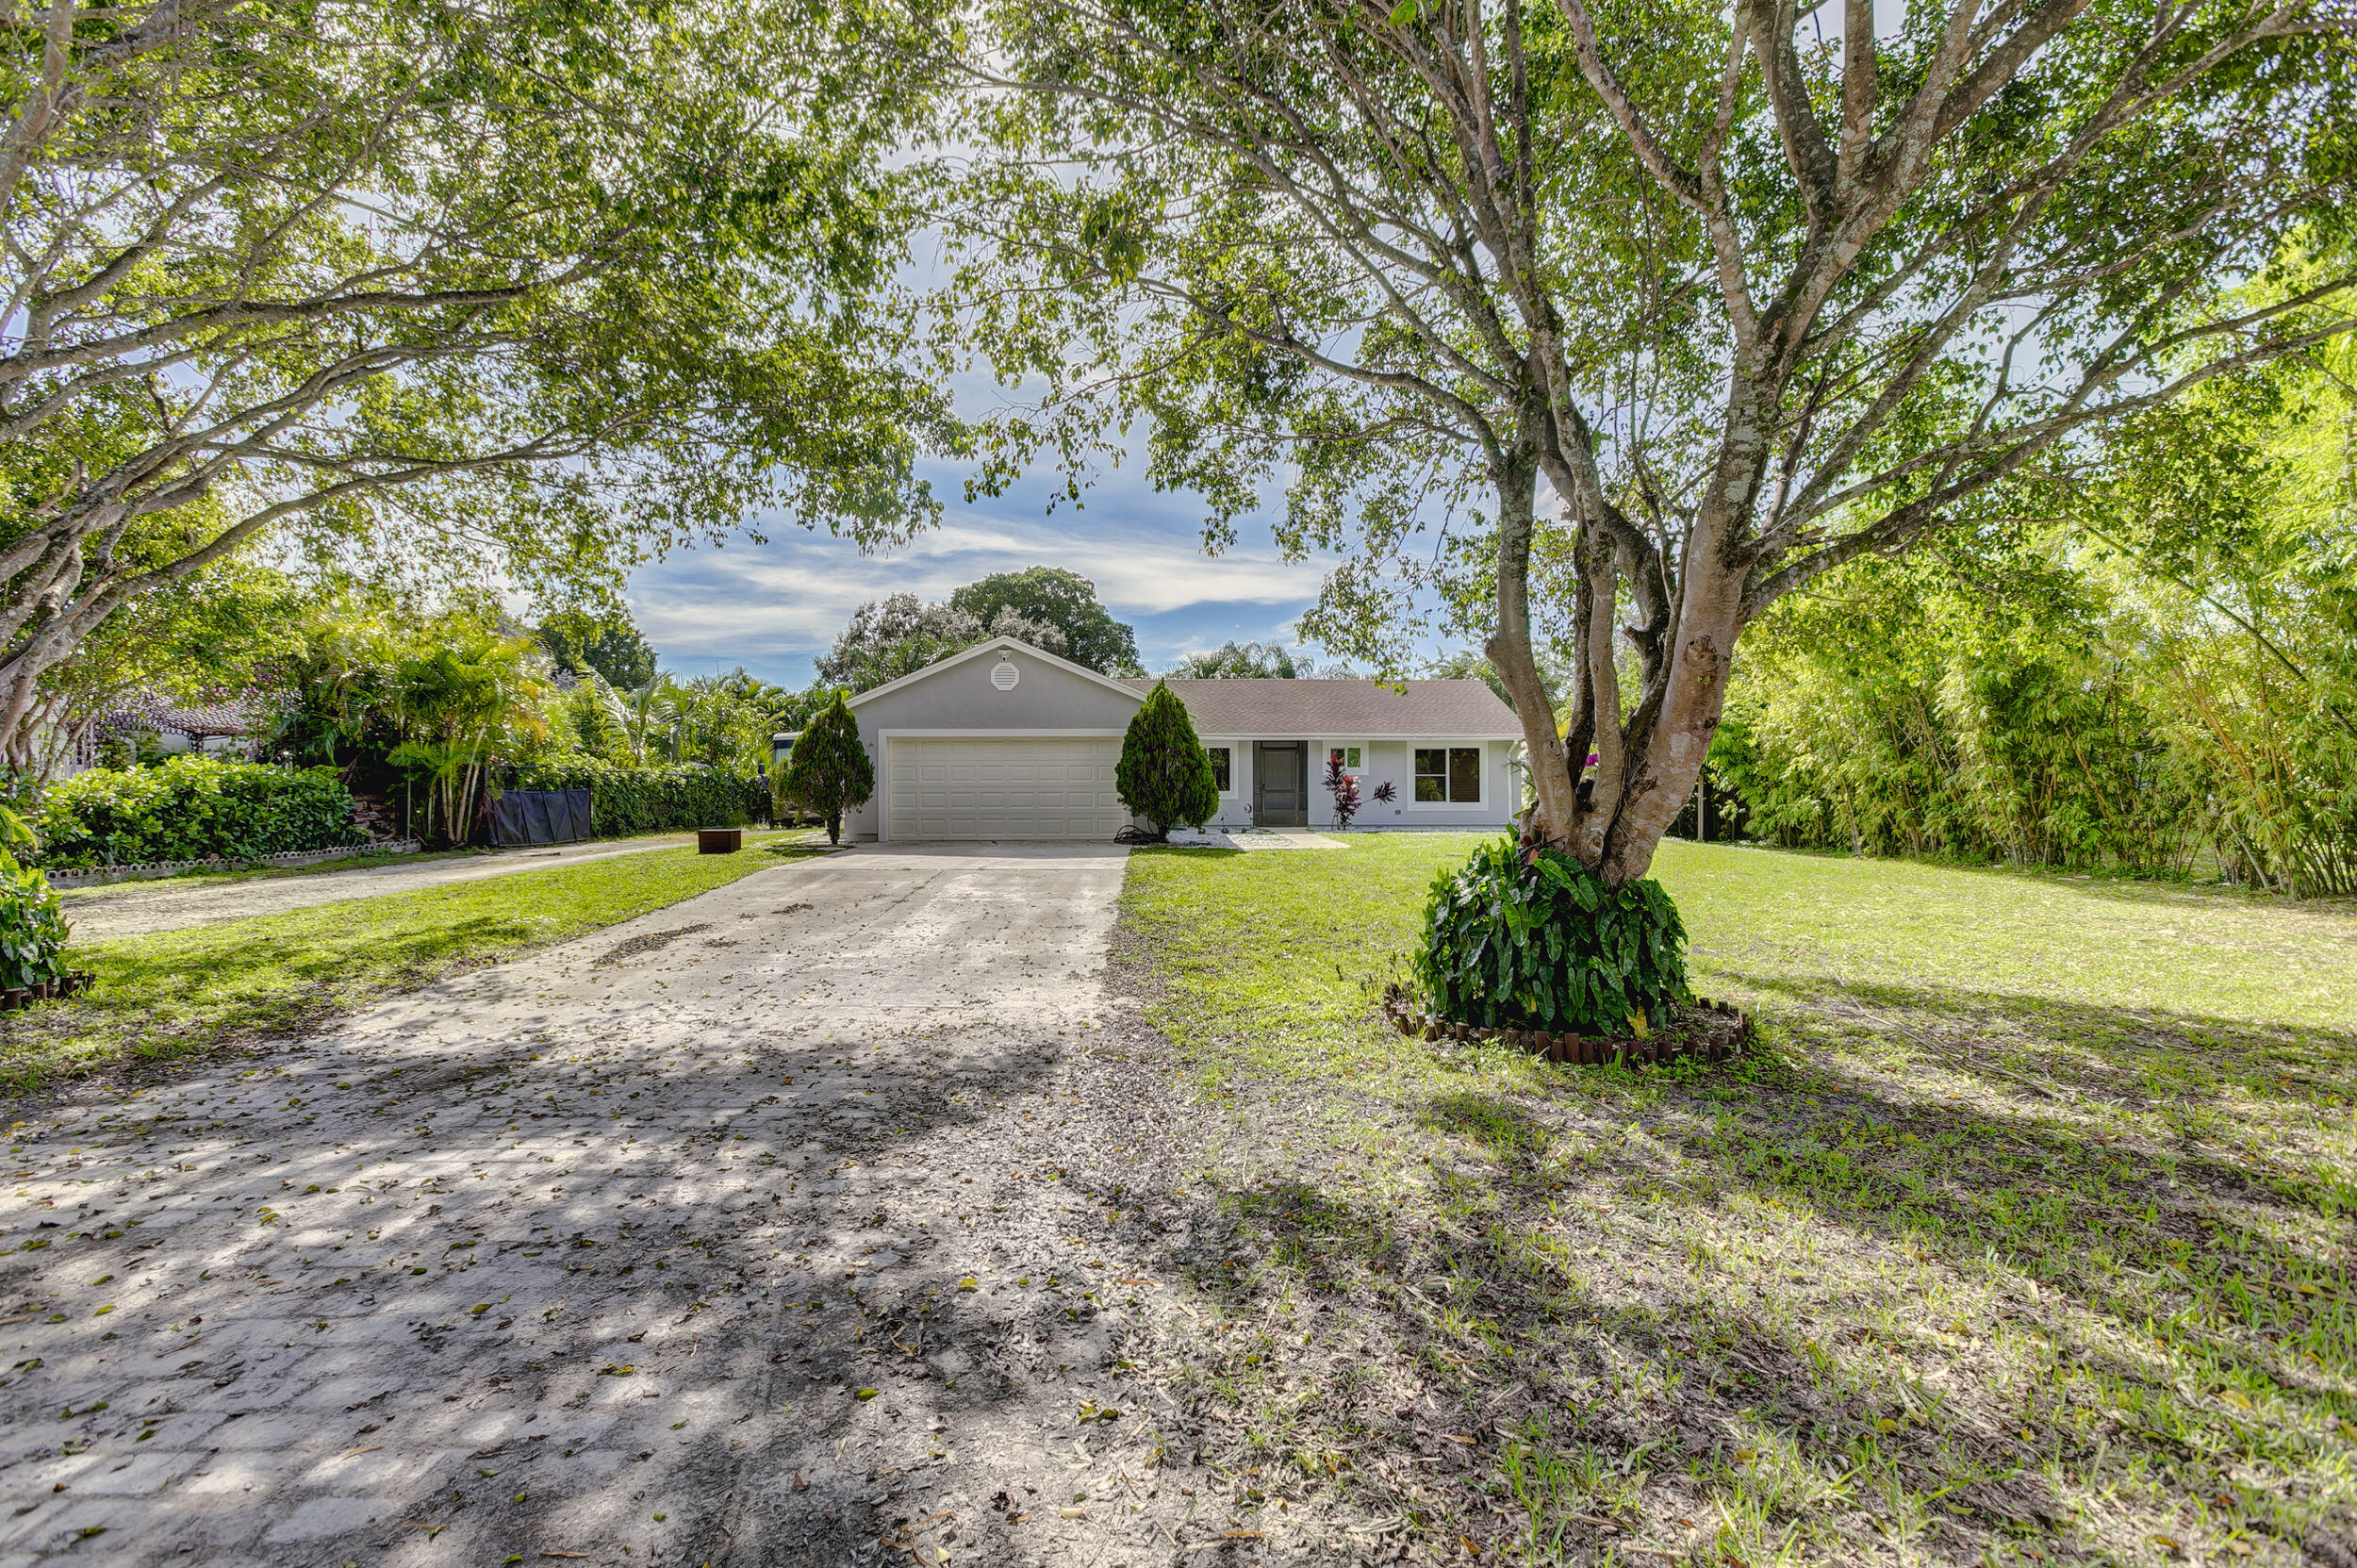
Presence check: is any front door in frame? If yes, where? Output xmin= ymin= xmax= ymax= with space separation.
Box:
xmin=1254 ymin=741 xmax=1307 ymax=827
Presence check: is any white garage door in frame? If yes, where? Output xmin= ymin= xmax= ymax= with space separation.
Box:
xmin=885 ymin=736 xmax=1130 ymax=841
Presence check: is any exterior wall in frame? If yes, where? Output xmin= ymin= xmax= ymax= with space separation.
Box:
xmin=816 ymin=640 xmax=1524 ymax=840
xmin=1196 ymin=734 xmax=1519 ymax=832
xmin=841 ymin=645 xmax=1144 ymax=840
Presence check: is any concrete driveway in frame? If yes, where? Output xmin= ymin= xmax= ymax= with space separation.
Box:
xmin=0 ymin=843 xmax=1236 ymax=1566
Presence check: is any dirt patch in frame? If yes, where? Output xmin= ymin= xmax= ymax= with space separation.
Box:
xmin=592 ymin=922 xmax=716 ymax=966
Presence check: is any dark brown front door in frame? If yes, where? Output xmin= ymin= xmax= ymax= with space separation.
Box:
xmin=1255 ymin=741 xmax=1307 ymax=826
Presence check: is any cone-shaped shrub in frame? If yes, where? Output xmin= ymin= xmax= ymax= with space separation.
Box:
xmin=1411 ymin=837 xmax=1692 ymax=1034
xmin=1116 ymin=682 xmax=1219 ymax=838
xmin=787 ymin=689 xmax=874 ymax=845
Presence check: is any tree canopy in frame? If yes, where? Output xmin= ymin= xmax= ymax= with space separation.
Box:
xmin=0 ymin=0 xmax=966 ymax=767
xmin=948 ymin=567 xmax=1145 ymax=674
xmin=960 ymin=0 xmax=2357 ymax=883
xmin=536 ymin=614 xmax=659 ymax=692
xmin=816 ymin=569 xmax=1141 ymax=690
xmin=1169 ymin=640 xmax=1318 ymax=678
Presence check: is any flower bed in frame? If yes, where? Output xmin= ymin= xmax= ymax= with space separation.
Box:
xmin=1380 ymin=982 xmax=1750 ymax=1065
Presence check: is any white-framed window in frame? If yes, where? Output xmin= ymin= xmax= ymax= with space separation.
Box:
xmin=1205 ymin=745 xmax=1233 ymax=793
xmin=1414 ymin=745 xmax=1484 ymax=803
xmin=1327 ymin=745 xmax=1363 ymax=773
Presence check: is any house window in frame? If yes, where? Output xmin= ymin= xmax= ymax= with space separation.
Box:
xmin=1205 ymin=746 xmax=1232 ymax=792
xmin=1414 ymin=746 xmax=1483 ymax=803
xmin=1327 ymin=746 xmax=1362 ymax=772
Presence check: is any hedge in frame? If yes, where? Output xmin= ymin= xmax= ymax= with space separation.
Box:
xmin=35 ymin=755 xmax=366 ymax=870
xmin=0 ymin=853 xmax=69 ymax=988
xmin=503 ymin=760 xmax=768 ymax=837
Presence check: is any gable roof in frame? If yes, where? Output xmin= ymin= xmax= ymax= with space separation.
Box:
xmin=845 ymin=635 xmax=1147 ymax=710
xmin=1120 ymin=677 xmax=1521 ymax=738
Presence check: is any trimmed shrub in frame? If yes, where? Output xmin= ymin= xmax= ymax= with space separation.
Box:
xmin=1411 ymin=837 xmax=1692 ymax=1034
xmin=786 ymin=691 xmax=872 ymax=845
xmin=503 ymin=759 xmax=766 ymax=838
xmin=0 ymin=855 xmax=69 ymax=989
xmin=35 ymin=756 xmax=364 ymax=870
xmin=1116 ymin=682 xmax=1217 ymax=836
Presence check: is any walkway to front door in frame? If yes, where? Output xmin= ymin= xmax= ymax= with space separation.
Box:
xmin=1254 ymin=739 xmax=1307 ymax=826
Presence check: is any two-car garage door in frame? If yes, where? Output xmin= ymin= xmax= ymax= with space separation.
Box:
xmin=884 ymin=736 xmax=1129 ymax=842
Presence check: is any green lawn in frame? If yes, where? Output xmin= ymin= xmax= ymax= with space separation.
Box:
xmin=50 ymin=829 xmax=704 ymax=899
xmin=1120 ymin=834 xmax=2357 ymax=1567
xmin=3 ymin=833 xmax=826 ymax=1095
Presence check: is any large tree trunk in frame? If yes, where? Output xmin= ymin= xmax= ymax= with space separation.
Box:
xmin=1492 ymin=391 xmax=1763 ymax=888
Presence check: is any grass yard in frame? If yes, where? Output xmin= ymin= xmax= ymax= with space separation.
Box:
xmin=2 ymin=833 xmax=827 ymax=1095
xmin=1118 ymin=835 xmax=2357 ymax=1567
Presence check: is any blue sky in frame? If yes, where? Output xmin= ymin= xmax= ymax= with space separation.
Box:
xmin=625 ymin=457 xmax=1347 ymax=688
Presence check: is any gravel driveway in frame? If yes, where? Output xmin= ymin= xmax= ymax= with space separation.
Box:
xmin=60 ymin=834 xmax=730 ymax=943
xmin=0 ymin=844 xmax=1266 ymax=1567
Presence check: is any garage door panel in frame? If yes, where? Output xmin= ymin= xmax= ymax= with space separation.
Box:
xmin=886 ymin=737 xmax=1129 ymax=840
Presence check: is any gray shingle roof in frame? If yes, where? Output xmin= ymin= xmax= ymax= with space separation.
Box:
xmin=1117 ymin=677 xmax=1521 ymax=737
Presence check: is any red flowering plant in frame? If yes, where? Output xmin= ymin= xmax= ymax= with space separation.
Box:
xmin=1324 ymin=751 xmax=1361 ymax=829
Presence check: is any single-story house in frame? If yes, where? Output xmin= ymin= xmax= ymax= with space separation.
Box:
xmin=819 ymin=635 xmax=1525 ymax=842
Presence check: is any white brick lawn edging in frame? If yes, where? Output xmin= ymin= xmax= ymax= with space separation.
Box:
xmin=43 ymin=840 xmax=422 ymax=888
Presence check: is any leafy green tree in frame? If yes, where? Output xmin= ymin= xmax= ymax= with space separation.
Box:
xmin=815 ymin=590 xmax=1070 ymax=692
xmin=964 ymin=0 xmax=2356 ymax=889
xmin=29 ymin=526 xmax=301 ymax=783
xmin=948 ymin=568 xmax=1142 ymax=674
xmin=787 ymin=690 xmax=875 ymax=844
xmin=671 ymin=669 xmax=804 ymax=771
xmin=0 ymin=0 xmax=963 ymax=767
xmin=1115 ymin=682 xmax=1218 ymax=837
xmin=1170 ymin=640 xmax=1313 ymax=679
xmin=556 ymin=674 xmax=635 ymax=763
xmin=1712 ymin=311 xmax=2357 ymax=893
xmin=383 ymin=635 xmax=552 ymax=845
xmin=536 ymin=614 xmax=658 ymax=691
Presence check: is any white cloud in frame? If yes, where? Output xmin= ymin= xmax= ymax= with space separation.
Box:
xmin=629 ymin=509 xmax=1331 ymax=668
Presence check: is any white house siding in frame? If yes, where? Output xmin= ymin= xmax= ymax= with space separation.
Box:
xmin=1195 ymin=734 xmax=1519 ymax=833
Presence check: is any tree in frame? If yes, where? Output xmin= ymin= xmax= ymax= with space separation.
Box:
xmin=671 ymin=669 xmax=805 ymax=771
xmin=787 ymin=690 xmax=875 ymax=844
xmin=1171 ymin=640 xmax=1315 ymax=678
xmin=382 ymin=633 xmax=552 ymax=845
xmin=965 ymin=0 xmax=2357 ymax=886
xmin=23 ymin=526 xmax=299 ymax=782
xmin=948 ymin=567 xmax=1144 ymax=674
xmin=536 ymin=614 xmax=658 ymax=692
xmin=815 ymin=589 xmax=1071 ymax=692
xmin=0 ymin=0 xmax=964 ymax=767
xmin=1115 ymin=681 xmax=1219 ymax=836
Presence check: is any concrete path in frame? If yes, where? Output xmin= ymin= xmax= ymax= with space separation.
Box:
xmin=59 ymin=834 xmax=764 ymax=943
xmin=0 ymin=844 xmax=1238 ymax=1567
xmin=1165 ymin=828 xmax=1348 ymax=850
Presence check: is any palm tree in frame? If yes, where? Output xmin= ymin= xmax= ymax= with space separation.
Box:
xmin=622 ymin=675 xmax=684 ymax=764
xmin=386 ymin=635 xmax=550 ymax=843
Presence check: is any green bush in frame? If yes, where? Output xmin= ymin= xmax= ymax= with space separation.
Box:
xmin=0 ymin=854 xmax=69 ymax=989
xmin=35 ymin=755 xmax=364 ymax=870
xmin=1115 ymin=681 xmax=1217 ymax=836
xmin=503 ymin=759 xmax=766 ymax=837
xmin=785 ymin=690 xmax=873 ymax=845
xmin=1411 ymin=837 xmax=1692 ymax=1034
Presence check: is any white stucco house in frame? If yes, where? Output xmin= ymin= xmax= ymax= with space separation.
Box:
xmin=794 ymin=635 xmax=1525 ymax=843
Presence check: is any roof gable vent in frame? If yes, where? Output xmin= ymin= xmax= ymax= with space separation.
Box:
xmin=991 ymin=655 xmax=1020 ymax=691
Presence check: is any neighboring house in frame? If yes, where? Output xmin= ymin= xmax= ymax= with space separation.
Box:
xmin=53 ymin=694 xmax=277 ymax=778
xmin=833 ymin=635 xmax=1524 ymax=842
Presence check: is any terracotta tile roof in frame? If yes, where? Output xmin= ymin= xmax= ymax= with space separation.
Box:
xmin=1117 ymin=677 xmax=1521 ymax=737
